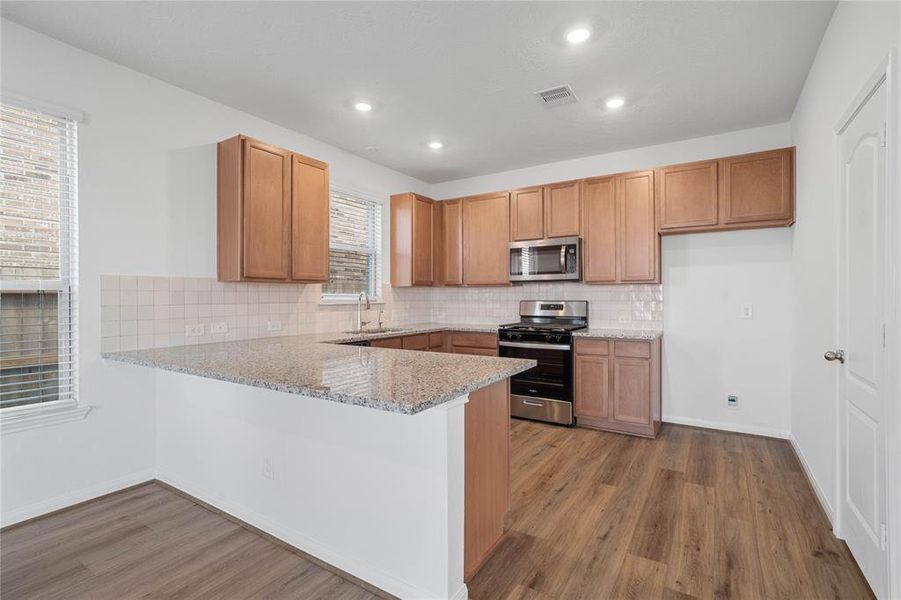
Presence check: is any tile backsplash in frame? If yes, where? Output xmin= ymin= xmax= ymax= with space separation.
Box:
xmin=99 ymin=275 xmax=662 ymax=352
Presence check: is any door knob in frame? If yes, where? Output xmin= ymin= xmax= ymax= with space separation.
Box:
xmin=824 ymin=349 xmax=845 ymax=363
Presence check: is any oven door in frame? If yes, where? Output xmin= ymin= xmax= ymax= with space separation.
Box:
xmin=508 ymin=237 xmax=580 ymax=282
xmin=499 ymin=340 xmax=574 ymax=425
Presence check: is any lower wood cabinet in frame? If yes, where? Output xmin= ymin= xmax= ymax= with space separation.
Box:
xmin=401 ymin=333 xmax=430 ymax=351
xmin=574 ymin=337 xmax=661 ymax=438
xmin=449 ymin=332 xmax=498 ymax=356
xmin=428 ymin=332 xmax=445 ymax=351
xmin=370 ymin=336 xmax=402 ymax=349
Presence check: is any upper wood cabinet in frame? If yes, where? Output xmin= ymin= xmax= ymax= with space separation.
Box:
xmin=463 ymin=192 xmax=510 ymax=286
xmin=719 ymin=148 xmax=794 ymax=225
xmin=581 ymin=176 xmax=618 ymax=283
xmin=657 ymin=147 xmax=794 ymax=234
xmin=441 ymin=199 xmax=464 ymax=286
xmin=543 ymin=180 xmax=581 ymax=238
xmin=510 ymin=187 xmax=544 ymax=241
xmin=618 ymin=170 xmax=659 ymax=283
xmin=291 ymin=154 xmax=330 ymax=282
xmin=390 ymin=193 xmax=435 ymax=287
xmin=656 ymin=159 xmax=719 ymax=231
xmin=218 ymin=135 xmax=329 ymax=283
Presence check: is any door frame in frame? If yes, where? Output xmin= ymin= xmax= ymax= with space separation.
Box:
xmin=832 ymin=49 xmax=899 ymax=599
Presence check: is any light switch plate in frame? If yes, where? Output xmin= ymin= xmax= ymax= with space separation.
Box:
xmin=740 ymin=304 xmax=753 ymax=319
xmin=267 ymin=320 xmax=282 ymax=332
xmin=210 ymin=321 xmax=228 ymax=334
xmin=185 ymin=324 xmax=204 ymax=337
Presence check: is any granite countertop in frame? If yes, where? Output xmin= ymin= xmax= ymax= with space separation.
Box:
xmin=573 ymin=327 xmax=663 ymax=341
xmin=102 ymin=324 xmax=533 ymax=415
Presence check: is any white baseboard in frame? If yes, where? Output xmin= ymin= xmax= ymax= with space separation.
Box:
xmin=662 ymin=415 xmax=790 ymax=439
xmin=156 ymin=472 xmax=451 ymax=600
xmin=0 ymin=468 xmax=155 ymax=528
xmin=789 ymin=436 xmax=835 ymax=526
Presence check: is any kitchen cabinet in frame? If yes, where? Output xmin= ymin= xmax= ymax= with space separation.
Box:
xmin=656 ymin=159 xmax=719 ymax=231
xmin=618 ymin=170 xmax=658 ymax=283
xmin=510 ymin=187 xmax=544 ymax=241
xmin=462 ymin=192 xmax=510 ymax=286
xmin=719 ymin=147 xmax=794 ymax=226
xmin=370 ymin=337 xmax=402 ymax=349
xmin=657 ymin=147 xmax=795 ymax=234
xmin=543 ymin=180 xmax=581 ymax=238
xmin=449 ymin=332 xmax=498 ymax=356
xmin=291 ymin=154 xmax=330 ymax=281
xmin=390 ymin=193 xmax=435 ymax=287
xmin=218 ymin=135 xmax=329 ymax=283
xmin=581 ymin=172 xmax=659 ymax=284
xmin=439 ymin=199 xmax=464 ymax=286
xmin=429 ymin=332 xmax=445 ymax=351
xmin=581 ymin=176 xmax=618 ymax=283
xmin=574 ymin=337 xmax=661 ymax=438
xmin=401 ymin=333 xmax=430 ymax=351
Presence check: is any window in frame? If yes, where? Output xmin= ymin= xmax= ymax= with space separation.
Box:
xmin=321 ymin=188 xmax=383 ymax=302
xmin=0 ymin=100 xmax=80 ymax=421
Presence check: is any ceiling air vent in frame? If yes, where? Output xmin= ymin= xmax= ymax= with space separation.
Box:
xmin=535 ymin=84 xmax=579 ymax=107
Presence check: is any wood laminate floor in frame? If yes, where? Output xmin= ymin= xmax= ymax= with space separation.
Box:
xmin=0 ymin=422 xmax=873 ymax=599
xmin=468 ymin=420 xmax=873 ymax=600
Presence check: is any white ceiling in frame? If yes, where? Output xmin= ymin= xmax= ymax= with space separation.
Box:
xmin=1 ymin=1 xmax=835 ymax=183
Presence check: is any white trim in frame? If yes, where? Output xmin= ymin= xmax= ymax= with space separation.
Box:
xmin=0 ymin=399 xmax=91 ymax=435
xmin=155 ymin=473 xmax=450 ymax=600
xmin=661 ymin=415 xmax=790 ymax=439
xmin=450 ymin=583 xmax=469 ymax=600
xmin=0 ymin=469 xmax=154 ymax=528
xmin=0 ymin=91 xmax=86 ymax=123
xmin=789 ymin=436 xmax=835 ymax=526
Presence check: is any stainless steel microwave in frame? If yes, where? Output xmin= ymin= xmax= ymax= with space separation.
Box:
xmin=508 ymin=237 xmax=581 ymax=282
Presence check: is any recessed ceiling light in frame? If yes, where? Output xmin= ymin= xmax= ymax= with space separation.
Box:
xmin=565 ymin=27 xmax=591 ymax=44
xmin=428 ymin=140 xmax=444 ymax=150
xmin=354 ymin=102 xmax=373 ymax=112
xmin=605 ymin=97 xmax=625 ymax=109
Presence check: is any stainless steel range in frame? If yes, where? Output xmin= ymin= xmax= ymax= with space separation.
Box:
xmin=498 ymin=300 xmax=587 ymax=426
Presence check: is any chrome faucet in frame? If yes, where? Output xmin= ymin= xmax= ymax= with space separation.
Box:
xmin=357 ymin=291 xmax=371 ymax=331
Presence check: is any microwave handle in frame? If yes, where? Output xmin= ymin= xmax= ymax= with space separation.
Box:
xmin=560 ymin=246 xmax=566 ymax=273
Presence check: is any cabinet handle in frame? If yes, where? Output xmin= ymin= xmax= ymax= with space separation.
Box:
xmin=522 ymin=399 xmax=545 ymax=407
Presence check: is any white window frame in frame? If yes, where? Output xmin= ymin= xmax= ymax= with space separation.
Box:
xmin=0 ymin=94 xmax=89 ymax=434
xmin=320 ymin=184 xmax=385 ymax=305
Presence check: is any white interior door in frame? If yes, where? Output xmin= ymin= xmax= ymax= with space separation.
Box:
xmin=835 ymin=78 xmax=888 ymax=598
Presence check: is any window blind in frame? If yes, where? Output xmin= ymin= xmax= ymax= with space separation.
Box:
xmin=322 ymin=189 xmax=382 ymax=300
xmin=0 ymin=102 xmax=78 ymax=410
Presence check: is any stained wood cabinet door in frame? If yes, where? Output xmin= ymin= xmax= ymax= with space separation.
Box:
xmin=370 ymin=337 xmax=402 ymax=349
xmin=412 ymin=196 xmax=434 ymax=285
xmin=242 ymin=139 xmax=291 ymax=280
xmin=463 ymin=192 xmax=510 ymax=286
xmin=390 ymin=193 xmax=434 ymax=287
xmin=720 ymin=147 xmax=794 ymax=225
xmin=656 ymin=159 xmax=718 ymax=231
xmin=617 ymin=170 xmax=658 ymax=283
xmin=291 ymin=154 xmax=329 ymax=282
xmin=441 ymin=199 xmax=464 ymax=286
xmin=510 ymin=187 xmax=543 ymax=241
xmin=401 ymin=333 xmax=430 ymax=351
xmin=543 ymin=181 xmax=581 ymax=238
xmin=575 ymin=354 xmax=609 ymax=420
xmin=581 ymin=176 xmax=617 ymax=283
xmin=612 ymin=358 xmax=652 ymax=426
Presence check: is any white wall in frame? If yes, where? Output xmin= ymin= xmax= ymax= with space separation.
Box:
xmin=0 ymin=19 xmax=429 ymax=525
xmin=431 ymin=124 xmax=795 ymax=437
xmin=789 ymin=1 xmax=900 ymax=522
xmin=154 ymin=370 xmax=466 ymax=600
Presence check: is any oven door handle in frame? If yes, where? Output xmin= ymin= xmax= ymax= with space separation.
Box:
xmin=499 ymin=341 xmax=571 ymax=351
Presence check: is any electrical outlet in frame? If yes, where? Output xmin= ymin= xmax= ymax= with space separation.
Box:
xmin=210 ymin=321 xmax=228 ymax=334
xmin=262 ymin=456 xmax=275 ymax=480
xmin=740 ymin=304 xmax=753 ymax=319
xmin=185 ymin=324 xmax=204 ymax=337
xmin=267 ymin=320 xmax=282 ymax=332
xmin=727 ymin=395 xmax=740 ymax=409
